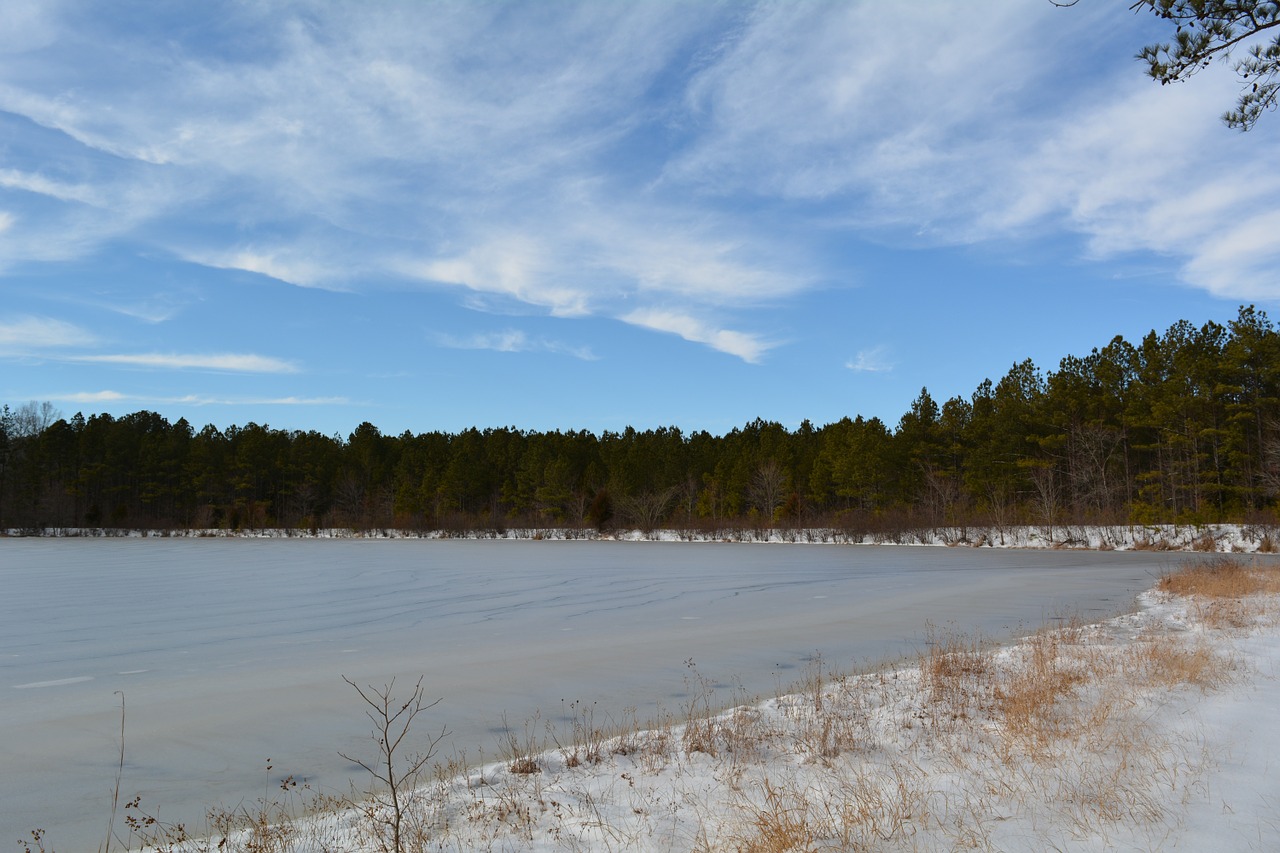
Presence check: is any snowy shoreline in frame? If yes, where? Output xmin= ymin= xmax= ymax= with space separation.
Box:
xmin=121 ymin=556 xmax=1280 ymax=852
xmin=6 ymin=522 xmax=1280 ymax=553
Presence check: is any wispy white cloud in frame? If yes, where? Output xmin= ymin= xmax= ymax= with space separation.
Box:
xmin=43 ymin=285 xmax=195 ymax=324
xmin=668 ymin=2 xmax=1056 ymax=201
xmin=1183 ymin=209 xmax=1280 ymax=299
xmin=664 ymin=1 xmax=1280 ymax=300
xmin=0 ymin=164 xmax=183 ymax=272
xmin=0 ymin=0 xmax=59 ymax=53
xmin=0 ymin=315 xmax=95 ymax=350
xmin=409 ymin=215 xmax=809 ymax=329
xmin=845 ymin=346 xmax=893 ymax=373
xmin=0 ymin=316 xmax=298 ymax=374
xmin=45 ymin=390 xmax=349 ymax=406
xmin=0 ymin=3 xmax=811 ymax=359
xmin=0 ymin=169 xmax=102 ymax=205
xmin=180 ymin=247 xmax=345 ymax=290
xmin=173 ymin=394 xmax=350 ymax=406
xmin=3 ymin=0 xmax=1280 ymax=373
xmin=1031 ymin=82 xmax=1280 ymax=298
xmin=581 ymin=209 xmax=812 ymax=305
xmin=435 ymin=328 xmax=597 ymax=361
xmin=49 ymin=390 xmax=127 ymax=404
xmin=414 ymin=237 xmax=591 ymax=317
xmin=620 ymin=308 xmax=772 ymax=364
xmin=88 ymin=296 xmax=187 ymax=325
xmin=73 ymin=353 xmax=299 ymax=373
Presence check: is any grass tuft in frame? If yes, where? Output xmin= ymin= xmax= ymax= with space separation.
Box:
xmin=1158 ymin=556 xmax=1280 ymax=627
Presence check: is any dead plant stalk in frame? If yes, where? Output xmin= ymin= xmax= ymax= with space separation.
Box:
xmin=339 ymin=675 xmax=448 ymax=853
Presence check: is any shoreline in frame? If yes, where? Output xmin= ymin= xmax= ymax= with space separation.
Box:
xmin=5 ymin=521 xmax=1278 ymax=553
xmin=119 ymin=556 xmax=1280 ymax=852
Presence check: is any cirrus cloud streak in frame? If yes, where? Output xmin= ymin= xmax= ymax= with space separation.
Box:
xmin=433 ymin=329 xmax=597 ymax=361
xmin=71 ymin=353 xmax=299 ymax=373
xmin=44 ymin=390 xmax=348 ymax=407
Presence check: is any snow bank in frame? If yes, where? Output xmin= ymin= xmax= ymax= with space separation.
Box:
xmin=8 ymin=522 xmax=1280 ymax=552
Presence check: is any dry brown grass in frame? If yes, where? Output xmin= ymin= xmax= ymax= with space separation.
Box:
xmin=731 ymin=780 xmax=818 ymax=853
xmin=1158 ymin=555 xmax=1280 ymax=598
xmin=919 ymin=623 xmax=994 ymax=724
xmin=1192 ymin=532 xmax=1219 ymax=552
xmin=96 ymin=785 xmax=354 ymax=853
xmin=825 ymin=763 xmax=928 ymax=850
xmin=1157 ymin=556 xmax=1280 ymax=628
xmin=500 ymin=712 xmax=543 ymax=776
xmin=722 ymin=764 xmax=930 ymax=853
xmin=1128 ymin=635 xmax=1235 ymax=691
xmin=554 ymin=700 xmax=604 ymax=769
xmin=680 ymin=665 xmax=775 ymax=765
xmin=206 ymin=802 xmax=296 ymax=853
xmin=777 ymin=657 xmax=871 ymax=762
xmin=995 ymin=624 xmax=1094 ymax=752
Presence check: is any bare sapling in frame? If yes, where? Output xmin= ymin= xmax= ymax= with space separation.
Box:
xmin=339 ymin=675 xmax=448 ymax=853
xmin=103 ymin=690 xmax=125 ymax=853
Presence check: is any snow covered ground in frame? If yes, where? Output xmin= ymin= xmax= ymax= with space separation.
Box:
xmin=113 ymin=556 xmax=1280 ymax=853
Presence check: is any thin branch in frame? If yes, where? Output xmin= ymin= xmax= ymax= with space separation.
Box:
xmin=102 ymin=691 xmax=125 ymax=853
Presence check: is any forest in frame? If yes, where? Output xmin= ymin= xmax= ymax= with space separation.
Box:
xmin=2 ymin=307 xmax=1279 ymax=536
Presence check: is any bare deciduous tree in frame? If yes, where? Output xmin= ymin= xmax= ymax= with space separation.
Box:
xmin=921 ymin=462 xmax=959 ymax=531
xmin=747 ymin=459 xmax=788 ymax=522
xmin=617 ymin=486 xmax=678 ymax=532
xmin=1027 ymin=462 xmax=1061 ymax=543
xmin=10 ymin=401 xmax=60 ymax=437
xmin=339 ymin=676 xmax=448 ymax=853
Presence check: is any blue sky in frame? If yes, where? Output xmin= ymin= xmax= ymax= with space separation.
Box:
xmin=2 ymin=1 xmax=1277 ymax=438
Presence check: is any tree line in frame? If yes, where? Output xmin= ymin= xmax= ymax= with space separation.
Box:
xmin=3 ymin=307 xmax=1279 ymax=535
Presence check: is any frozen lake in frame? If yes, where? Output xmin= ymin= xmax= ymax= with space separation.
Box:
xmin=0 ymin=537 xmax=1199 ymax=847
